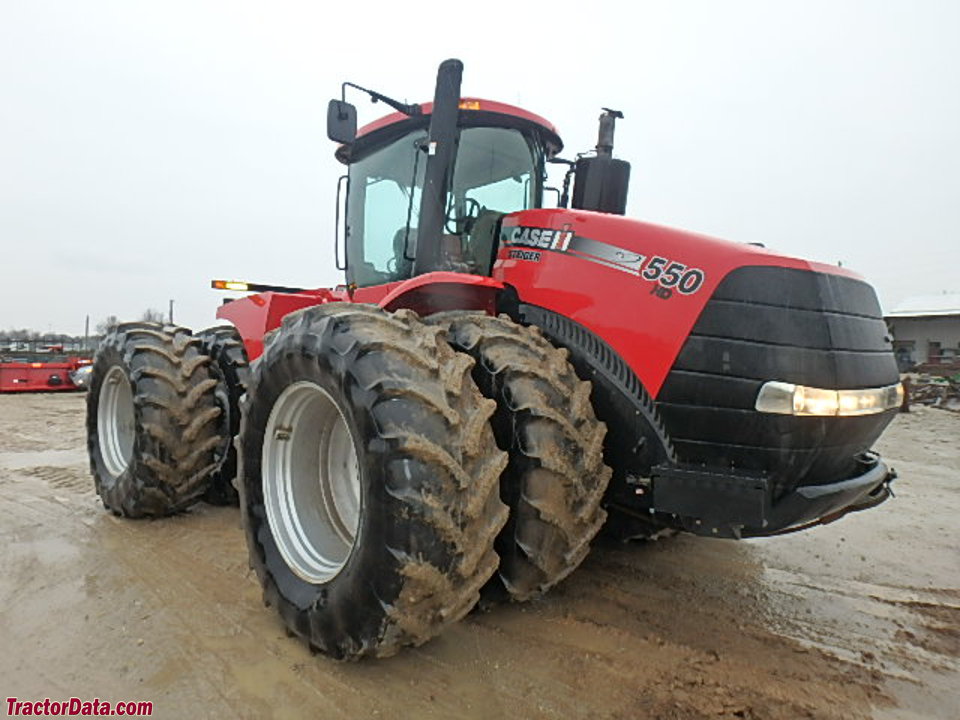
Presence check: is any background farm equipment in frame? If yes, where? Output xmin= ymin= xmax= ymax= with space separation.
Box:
xmin=1 ymin=347 xmax=91 ymax=393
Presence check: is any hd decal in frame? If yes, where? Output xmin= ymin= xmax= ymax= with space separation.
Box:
xmin=502 ymin=225 xmax=706 ymax=295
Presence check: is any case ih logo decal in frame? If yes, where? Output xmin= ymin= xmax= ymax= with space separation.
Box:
xmin=503 ymin=225 xmax=706 ymax=297
xmin=507 ymin=226 xmax=575 ymax=252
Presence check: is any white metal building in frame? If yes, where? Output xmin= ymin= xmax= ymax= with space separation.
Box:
xmin=885 ymin=293 xmax=960 ymax=369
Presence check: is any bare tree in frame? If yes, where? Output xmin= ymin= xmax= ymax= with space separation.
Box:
xmin=140 ymin=308 xmax=165 ymax=324
xmin=96 ymin=315 xmax=119 ymax=335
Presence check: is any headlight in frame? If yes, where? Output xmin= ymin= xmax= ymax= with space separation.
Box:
xmin=69 ymin=365 xmax=93 ymax=387
xmin=755 ymin=381 xmax=903 ymax=417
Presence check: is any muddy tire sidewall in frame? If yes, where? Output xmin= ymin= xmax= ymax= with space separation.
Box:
xmin=88 ymin=338 xmax=145 ymax=512
xmin=87 ymin=324 xmax=224 ymax=517
xmin=240 ymin=349 xmax=401 ymax=650
xmin=238 ymin=305 xmax=508 ymax=659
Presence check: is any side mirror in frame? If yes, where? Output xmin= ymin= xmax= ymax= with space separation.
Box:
xmin=327 ymin=100 xmax=357 ymax=144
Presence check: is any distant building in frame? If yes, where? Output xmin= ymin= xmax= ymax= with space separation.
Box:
xmin=885 ymin=293 xmax=960 ymax=370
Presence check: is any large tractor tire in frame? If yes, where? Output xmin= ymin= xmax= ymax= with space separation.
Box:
xmin=430 ymin=312 xmax=612 ymax=602
xmin=238 ymin=303 xmax=509 ymax=659
xmin=196 ymin=325 xmax=250 ymax=506
xmin=87 ymin=323 xmax=226 ymax=517
xmin=515 ymin=304 xmax=678 ymax=542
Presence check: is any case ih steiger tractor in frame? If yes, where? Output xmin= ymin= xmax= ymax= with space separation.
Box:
xmin=87 ymin=59 xmax=903 ymax=659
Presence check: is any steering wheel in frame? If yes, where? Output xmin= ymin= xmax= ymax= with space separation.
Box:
xmin=445 ymin=197 xmax=482 ymax=235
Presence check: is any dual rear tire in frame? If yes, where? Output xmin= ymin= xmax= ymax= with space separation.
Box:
xmin=430 ymin=312 xmax=612 ymax=602
xmin=196 ymin=326 xmax=250 ymax=505
xmin=238 ymin=304 xmax=509 ymax=658
xmin=87 ymin=323 xmax=226 ymax=517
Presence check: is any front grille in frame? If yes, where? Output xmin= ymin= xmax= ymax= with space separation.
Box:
xmin=656 ymin=266 xmax=899 ymax=497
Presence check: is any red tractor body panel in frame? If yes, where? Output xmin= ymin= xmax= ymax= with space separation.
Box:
xmin=353 ymin=271 xmax=503 ymax=314
xmin=218 ymin=273 xmax=503 ymax=360
xmin=494 ymin=208 xmax=859 ymax=397
xmin=217 ymin=288 xmax=348 ymax=360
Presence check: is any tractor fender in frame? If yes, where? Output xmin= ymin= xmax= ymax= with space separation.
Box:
xmin=216 ymin=289 xmax=344 ymax=361
xmin=365 ymin=271 xmax=505 ymax=316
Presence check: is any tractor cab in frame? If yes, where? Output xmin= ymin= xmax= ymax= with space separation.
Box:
xmin=328 ymin=60 xmax=631 ymax=293
xmin=333 ymin=95 xmax=562 ymax=289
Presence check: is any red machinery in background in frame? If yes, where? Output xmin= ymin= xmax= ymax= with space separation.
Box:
xmin=0 ymin=349 xmax=91 ymax=392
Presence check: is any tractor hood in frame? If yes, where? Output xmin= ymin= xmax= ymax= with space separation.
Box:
xmin=494 ymin=207 xmax=899 ymax=521
xmin=498 ymin=207 xmax=856 ymax=287
xmin=493 ymin=207 xmax=885 ymax=398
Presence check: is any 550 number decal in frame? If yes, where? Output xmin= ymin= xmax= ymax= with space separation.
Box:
xmin=640 ymin=256 xmax=705 ymax=295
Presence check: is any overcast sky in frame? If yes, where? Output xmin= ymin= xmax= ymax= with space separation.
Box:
xmin=1 ymin=0 xmax=957 ymax=335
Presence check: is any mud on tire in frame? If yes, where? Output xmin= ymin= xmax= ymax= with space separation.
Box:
xmin=238 ymin=304 xmax=509 ymax=659
xmin=196 ymin=325 xmax=250 ymax=506
xmin=86 ymin=323 xmax=226 ymax=517
xmin=431 ymin=312 xmax=612 ymax=602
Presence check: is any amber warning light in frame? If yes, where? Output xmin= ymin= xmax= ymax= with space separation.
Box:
xmin=212 ymin=280 xmax=249 ymax=291
xmin=211 ymin=279 xmax=308 ymax=294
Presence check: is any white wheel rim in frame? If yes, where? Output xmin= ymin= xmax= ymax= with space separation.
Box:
xmin=262 ymin=381 xmax=361 ymax=584
xmin=98 ymin=365 xmax=136 ymax=477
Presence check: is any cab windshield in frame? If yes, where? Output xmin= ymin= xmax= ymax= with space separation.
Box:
xmin=346 ymin=126 xmax=540 ymax=288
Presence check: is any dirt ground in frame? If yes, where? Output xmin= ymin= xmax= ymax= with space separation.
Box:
xmin=0 ymin=393 xmax=956 ymax=720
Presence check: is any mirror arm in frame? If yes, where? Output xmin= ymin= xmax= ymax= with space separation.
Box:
xmin=342 ymin=82 xmax=422 ymax=117
xmin=547 ymin=158 xmax=577 ymax=210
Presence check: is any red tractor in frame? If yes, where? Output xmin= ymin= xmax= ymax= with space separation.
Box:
xmin=86 ymin=60 xmax=902 ymax=659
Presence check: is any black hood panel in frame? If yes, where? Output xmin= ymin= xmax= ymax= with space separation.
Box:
xmin=657 ymin=266 xmax=899 ymax=497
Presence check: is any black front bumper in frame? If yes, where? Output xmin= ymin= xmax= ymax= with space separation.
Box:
xmin=650 ymin=453 xmax=895 ymax=538
xmin=757 ymin=454 xmax=893 ymax=536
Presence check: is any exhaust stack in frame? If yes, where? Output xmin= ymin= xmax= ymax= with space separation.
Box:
xmin=414 ymin=59 xmax=464 ymax=276
xmin=596 ymin=107 xmax=623 ymax=156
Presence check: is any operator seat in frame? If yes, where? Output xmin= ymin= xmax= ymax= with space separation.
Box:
xmin=465 ymin=209 xmax=504 ymax=275
xmin=391 ymin=226 xmax=471 ymax=276
xmin=392 ymin=227 xmax=416 ymax=279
